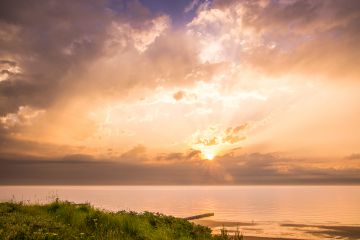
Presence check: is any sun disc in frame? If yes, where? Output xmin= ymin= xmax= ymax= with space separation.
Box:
xmin=201 ymin=149 xmax=216 ymax=160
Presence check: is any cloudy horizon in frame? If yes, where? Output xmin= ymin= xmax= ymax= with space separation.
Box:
xmin=1 ymin=0 xmax=360 ymax=185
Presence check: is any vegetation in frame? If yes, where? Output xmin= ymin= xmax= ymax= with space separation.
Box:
xmin=0 ymin=200 xmax=243 ymax=240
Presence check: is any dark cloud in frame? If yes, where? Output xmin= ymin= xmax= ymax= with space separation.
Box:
xmin=218 ymin=152 xmax=360 ymax=185
xmin=156 ymin=149 xmax=202 ymax=163
xmin=0 ymin=135 xmax=95 ymax=160
xmin=345 ymin=153 xmax=360 ymax=160
xmin=0 ymin=0 xmax=113 ymax=114
xmin=1 ymin=152 xmax=359 ymax=185
xmin=0 ymin=155 xmax=224 ymax=185
xmin=0 ymin=60 xmax=16 ymax=66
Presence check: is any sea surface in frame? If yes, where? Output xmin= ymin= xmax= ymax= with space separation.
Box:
xmin=1 ymin=185 xmax=359 ymax=239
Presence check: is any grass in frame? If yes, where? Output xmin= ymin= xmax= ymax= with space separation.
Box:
xmin=0 ymin=200 xmax=243 ymax=240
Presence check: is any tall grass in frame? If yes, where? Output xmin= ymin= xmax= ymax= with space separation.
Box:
xmin=0 ymin=200 xmax=242 ymax=240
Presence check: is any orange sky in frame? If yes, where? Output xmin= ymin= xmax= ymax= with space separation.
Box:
xmin=0 ymin=0 xmax=360 ymax=184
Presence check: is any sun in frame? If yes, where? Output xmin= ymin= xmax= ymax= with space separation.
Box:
xmin=201 ymin=148 xmax=216 ymax=161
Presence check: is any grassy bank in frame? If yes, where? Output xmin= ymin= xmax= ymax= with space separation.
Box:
xmin=0 ymin=200 xmax=242 ymax=240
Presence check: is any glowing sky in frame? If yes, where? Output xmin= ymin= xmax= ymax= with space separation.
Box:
xmin=1 ymin=0 xmax=360 ymax=184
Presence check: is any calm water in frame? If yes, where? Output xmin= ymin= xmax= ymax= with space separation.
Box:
xmin=1 ymin=186 xmax=359 ymax=239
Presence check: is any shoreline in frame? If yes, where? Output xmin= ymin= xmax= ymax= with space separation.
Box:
xmin=193 ymin=219 xmax=360 ymax=240
xmin=243 ymin=237 xmax=301 ymax=240
xmin=2 ymin=200 xmax=360 ymax=239
xmin=0 ymin=200 xmax=305 ymax=240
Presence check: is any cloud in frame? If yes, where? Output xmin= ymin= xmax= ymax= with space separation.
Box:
xmin=0 ymin=1 xmax=171 ymax=116
xmin=155 ymin=149 xmax=202 ymax=163
xmin=173 ymin=90 xmax=186 ymax=101
xmin=0 ymin=0 xmax=114 ymax=115
xmin=0 ymin=0 xmax=359 ymax=185
xmin=223 ymin=124 xmax=248 ymax=144
xmin=109 ymin=14 xmax=170 ymax=53
xmin=0 ymin=105 xmax=45 ymax=130
xmin=218 ymin=152 xmax=360 ymax=184
xmin=1 ymin=151 xmax=359 ymax=185
xmin=184 ymin=0 xmax=201 ymax=13
xmin=188 ymin=0 xmax=360 ymax=79
xmin=190 ymin=124 xmax=248 ymax=148
xmin=0 ymin=60 xmax=21 ymax=82
xmin=120 ymin=144 xmax=147 ymax=162
xmin=346 ymin=153 xmax=360 ymax=160
xmin=0 ymin=0 xmax=209 ymax=152
xmin=0 ymin=153 xmax=229 ymax=185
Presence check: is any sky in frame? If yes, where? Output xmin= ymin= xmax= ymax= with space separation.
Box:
xmin=0 ymin=0 xmax=360 ymax=185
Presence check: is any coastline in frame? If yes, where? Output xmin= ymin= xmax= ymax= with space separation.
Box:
xmin=194 ymin=219 xmax=360 ymax=240
xmin=2 ymin=200 xmax=360 ymax=240
xmin=243 ymin=237 xmax=301 ymax=240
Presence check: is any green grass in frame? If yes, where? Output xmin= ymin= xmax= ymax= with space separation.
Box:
xmin=0 ymin=200 xmax=243 ymax=240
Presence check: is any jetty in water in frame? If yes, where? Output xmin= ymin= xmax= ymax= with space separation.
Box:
xmin=184 ymin=213 xmax=214 ymax=220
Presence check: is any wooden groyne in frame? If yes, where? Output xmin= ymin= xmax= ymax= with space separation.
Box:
xmin=184 ymin=213 xmax=214 ymax=220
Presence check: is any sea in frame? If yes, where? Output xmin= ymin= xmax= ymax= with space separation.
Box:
xmin=0 ymin=185 xmax=359 ymax=239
